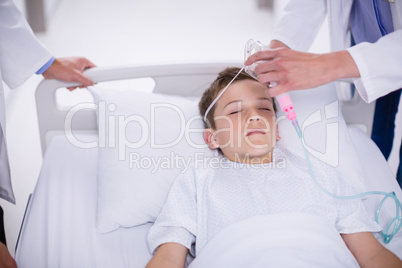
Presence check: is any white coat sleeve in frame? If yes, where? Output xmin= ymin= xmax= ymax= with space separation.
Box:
xmin=0 ymin=0 xmax=53 ymax=89
xmin=271 ymin=0 xmax=327 ymax=51
xmin=347 ymin=30 xmax=402 ymax=103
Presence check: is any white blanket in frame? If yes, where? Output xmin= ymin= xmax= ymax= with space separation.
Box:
xmin=189 ymin=213 xmax=359 ymax=268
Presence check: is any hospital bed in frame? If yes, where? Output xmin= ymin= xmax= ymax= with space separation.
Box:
xmin=15 ymin=63 xmax=402 ymax=267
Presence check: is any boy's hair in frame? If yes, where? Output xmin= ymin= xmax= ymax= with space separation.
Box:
xmin=199 ymin=67 xmax=277 ymax=129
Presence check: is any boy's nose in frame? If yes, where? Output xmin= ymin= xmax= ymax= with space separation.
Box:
xmin=247 ymin=115 xmax=261 ymax=123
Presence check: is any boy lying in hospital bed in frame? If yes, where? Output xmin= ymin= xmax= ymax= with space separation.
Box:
xmin=146 ymin=67 xmax=402 ymax=267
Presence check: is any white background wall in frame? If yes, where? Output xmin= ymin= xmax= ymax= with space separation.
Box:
xmin=44 ymin=0 xmax=60 ymax=18
xmin=12 ymin=0 xmax=25 ymax=16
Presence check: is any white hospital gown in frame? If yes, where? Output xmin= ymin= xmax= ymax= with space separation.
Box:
xmin=147 ymin=144 xmax=382 ymax=258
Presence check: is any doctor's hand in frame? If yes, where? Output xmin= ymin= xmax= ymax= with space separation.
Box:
xmin=245 ymin=41 xmax=360 ymax=97
xmin=42 ymin=57 xmax=96 ymax=91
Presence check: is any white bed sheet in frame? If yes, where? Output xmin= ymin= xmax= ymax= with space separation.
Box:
xmin=15 ymin=129 xmax=402 ymax=267
xmin=15 ymin=134 xmax=152 ymax=268
xmin=189 ymin=213 xmax=359 ymax=268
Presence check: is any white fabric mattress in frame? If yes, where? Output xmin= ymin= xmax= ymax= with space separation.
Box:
xmin=15 ymin=134 xmax=152 ymax=268
xmin=15 ymin=130 xmax=402 ymax=267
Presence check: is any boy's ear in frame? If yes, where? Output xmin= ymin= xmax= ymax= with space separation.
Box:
xmin=203 ymin=129 xmax=219 ymax=149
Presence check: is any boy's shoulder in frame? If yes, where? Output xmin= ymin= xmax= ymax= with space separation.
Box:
xmin=277 ymin=144 xmax=361 ymax=194
xmin=176 ymin=156 xmax=223 ymax=182
xmin=175 ymin=155 xmax=238 ymax=186
xmin=187 ymin=155 xmax=228 ymax=175
xmin=276 ymin=144 xmax=346 ymax=181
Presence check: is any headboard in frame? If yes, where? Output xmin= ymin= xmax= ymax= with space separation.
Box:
xmin=35 ymin=62 xmax=375 ymax=156
xmin=35 ymin=63 xmax=241 ymax=155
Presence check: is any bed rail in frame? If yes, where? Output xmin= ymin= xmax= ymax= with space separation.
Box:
xmin=35 ymin=62 xmax=240 ymax=156
xmin=35 ymin=62 xmax=375 ymax=156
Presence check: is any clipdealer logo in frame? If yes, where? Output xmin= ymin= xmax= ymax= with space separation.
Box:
xmin=63 ymin=100 xmax=339 ymax=166
xmin=63 ymin=101 xmax=207 ymax=161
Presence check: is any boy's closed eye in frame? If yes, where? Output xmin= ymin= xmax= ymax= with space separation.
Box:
xmin=224 ymin=103 xmax=242 ymax=116
xmin=227 ymin=107 xmax=272 ymax=116
xmin=228 ymin=110 xmax=241 ymax=115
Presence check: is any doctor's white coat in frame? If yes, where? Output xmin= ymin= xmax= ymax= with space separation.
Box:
xmin=272 ymin=0 xmax=402 ymax=103
xmin=0 ymin=0 xmax=52 ymax=204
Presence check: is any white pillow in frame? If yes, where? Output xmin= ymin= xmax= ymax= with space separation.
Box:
xmin=276 ymin=82 xmax=367 ymax=192
xmin=89 ymin=87 xmax=217 ymax=233
xmin=347 ymin=126 xmax=402 ymax=228
xmin=89 ymin=81 xmax=367 ymax=233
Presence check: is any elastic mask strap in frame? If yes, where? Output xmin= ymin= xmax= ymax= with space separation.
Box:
xmin=203 ymin=66 xmax=245 ymax=122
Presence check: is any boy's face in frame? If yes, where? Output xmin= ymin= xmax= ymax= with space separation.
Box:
xmin=204 ymin=79 xmax=279 ymax=163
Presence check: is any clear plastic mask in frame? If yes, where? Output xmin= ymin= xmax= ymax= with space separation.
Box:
xmin=244 ymin=39 xmax=266 ymax=80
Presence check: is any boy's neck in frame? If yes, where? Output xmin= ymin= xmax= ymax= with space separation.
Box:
xmin=227 ymin=152 xmax=274 ymax=165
